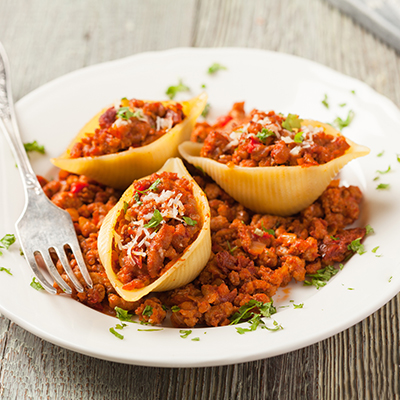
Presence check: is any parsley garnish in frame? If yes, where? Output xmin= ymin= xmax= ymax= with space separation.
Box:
xmin=230 ymin=300 xmax=276 ymax=326
xmin=377 ymin=150 xmax=384 ymax=157
xmin=142 ymin=305 xmax=153 ymax=317
xmin=109 ymin=327 xmax=124 ymax=339
xmin=166 ymin=79 xmax=190 ymax=99
xmin=116 ymin=107 xmax=134 ymax=120
xmin=20 ymin=248 xmax=24 ymax=256
xmin=261 ymin=223 xmax=274 ymax=236
xmin=293 ymin=303 xmax=304 ymax=309
xmin=365 ymin=225 xmax=374 ymax=235
xmin=183 ymin=216 xmax=197 ymax=226
xmin=397 ymin=154 xmax=400 ymax=163
xmin=371 ymin=246 xmax=379 ymax=253
xmin=143 ymin=209 xmax=163 ymax=229
xmin=0 ymin=234 xmax=16 ymax=256
xmin=373 ymin=176 xmax=379 ymax=181
xmin=195 ymin=165 xmax=205 ymax=175
xmin=134 ymin=193 xmax=142 ymax=205
xmin=293 ymin=131 xmax=304 ymax=144
xmin=376 ymin=183 xmax=390 ymax=190
xmin=191 ymin=337 xmax=200 ymax=341
xmin=347 ymin=237 xmax=366 ymax=255
xmin=376 ymin=166 xmax=391 ymax=174
xmin=30 ymin=277 xmax=44 ymax=291
xmin=339 ymin=103 xmax=346 ymax=107
xmin=256 ymin=128 xmax=275 ymax=143
xmin=351 ymin=90 xmax=356 ymax=94
xmin=330 ymin=235 xmax=338 ymax=240
xmin=304 ymin=265 xmax=339 ymax=289
xmin=322 ymin=94 xmax=329 ymax=109
xmin=207 ymin=63 xmax=227 ymax=74
xmin=115 ymin=306 xmax=133 ymax=322
xmin=0 ymin=266 xmax=12 ymax=275
xmin=180 ymin=330 xmax=192 ymax=338
xmin=202 ymin=103 xmax=211 ymax=118
xmin=334 ymin=110 xmax=354 ymax=130
xmin=137 ymin=328 xmax=163 ymax=332
xmin=201 ymin=83 xmax=206 ymax=89
xmin=171 ymin=306 xmax=180 ymax=312
xmin=226 ymin=241 xmax=238 ymax=255
xmin=123 ymin=201 xmax=129 ymax=214
xmin=115 ymin=323 xmax=127 ymax=330
xmin=24 ymin=141 xmax=45 ymax=154
xmin=339 ymin=263 xmax=344 ymax=270
xmin=263 ymin=320 xmax=284 ymax=332
xmin=389 ymin=276 xmax=392 ymax=283
xmin=282 ymin=114 xmax=302 ymax=132
xmin=348 ymin=288 xmax=355 ymax=290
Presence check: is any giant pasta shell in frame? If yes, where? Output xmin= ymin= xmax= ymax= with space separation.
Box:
xmin=51 ymin=93 xmax=208 ymax=189
xmin=97 ymin=157 xmax=211 ymax=302
xmin=179 ymin=120 xmax=370 ymax=216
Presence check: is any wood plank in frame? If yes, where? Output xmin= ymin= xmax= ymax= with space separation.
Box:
xmin=0 ymin=0 xmax=399 ymax=398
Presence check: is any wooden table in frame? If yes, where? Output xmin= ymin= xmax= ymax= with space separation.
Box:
xmin=1 ymin=1 xmax=399 ymax=398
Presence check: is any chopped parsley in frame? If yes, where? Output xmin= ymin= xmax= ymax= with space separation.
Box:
xmin=339 ymin=263 xmax=344 ymax=270
xmin=116 ymin=107 xmax=134 ymax=120
xmin=293 ymin=131 xmax=304 ymax=144
xmin=183 ymin=216 xmax=197 ymax=226
xmin=348 ymin=288 xmax=355 ymax=290
xmin=24 ymin=141 xmax=45 ymax=154
xmin=0 ymin=234 xmax=16 ymax=256
xmin=137 ymin=328 xmax=163 ymax=332
xmin=376 ymin=166 xmax=391 ymax=174
xmin=389 ymin=276 xmax=392 ymax=283
xmin=371 ymin=246 xmax=379 ymax=253
xmin=143 ymin=209 xmax=163 ymax=229
xmin=207 ymin=63 xmax=227 ymax=74
xmin=322 ymin=94 xmax=329 ymax=109
xmin=373 ymin=176 xmax=380 ymax=181
xmin=334 ymin=110 xmax=354 ymax=130
xmin=109 ymin=327 xmax=124 ymax=339
xmin=201 ymin=83 xmax=206 ymax=89
xmin=202 ymin=103 xmax=211 ymax=118
xmin=30 ymin=277 xmax=44 ymax=291
xmin=134 ymin=193 xmax=142 ymax=205
xmin=115 ymin=306 xmax=134 ymax=322
xmin=365 ymin=225 xmax=374 ymax=235
xmin=304 ymin=265 xmax=339 ymax=289
xmin=191 ymin=337 xmax=200 ymax=341
xmin=376 ymin=183 xmax=390 ymax=190
xmin=230 ymin=299 xmax=276 ymax=326
xmin=166 ymin=79 xmax=190 ymax=99
xmin=351 ymin=90 xmax=356 ymax=94
xmin=261 ymin=224 xmax=274 ymax=236
xmin=263 ymin=320 xmax=284 ymax=332
xmin=377 ymin=150 xmax=384 ymax=157
xmin=339 ymin=103 xmax=347 ymax=107
xmin=171 ymin=305 xmax=180 ymax=312
xmin=330 ymin=235 xmax=338 ymax=241
xmin=227 ymin=241 xmax=238 ymax=255
xmin=180 ymin=329 xmax=192 ymax=338
xmin=293 ymin=303 xmax=304 ymax=309
xmin=115 ymin=323 xmax=127 ymax=330
xmin=397 ymin=154 xmax=400 ymax=163
xmin=347 ymin=237 xmax=366 ymax=255
xmin=195 ymin=165 xmax=205 ymax=175
xmin=0 ymin=266 xmax=12 ymax=275
xmin=145 ymin=178 xmax=161 ymax=193
xmin=20 ymin=248 xmax=24 ymax=256
xmin=256 ymin=128 xmax=275 ymax=143
xmin=123 ymin=201 xmax=129 ymax=214
xmin=142 ymin=305 xmax=153 ymax=317
xmin=282 ymin=114 xmax=302 ymax=132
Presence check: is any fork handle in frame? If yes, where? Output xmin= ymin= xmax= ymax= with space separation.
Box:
xmin=0 ymin=42 xmax=43 ymax=196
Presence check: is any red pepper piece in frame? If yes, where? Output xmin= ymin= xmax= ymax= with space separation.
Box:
xmin=70 ymin=181 xmax=89 ymax=194
xmin=247 ymin=137 xmax=260 ymax=154
xmin=216 ymin=115 xmax=233 ymax=127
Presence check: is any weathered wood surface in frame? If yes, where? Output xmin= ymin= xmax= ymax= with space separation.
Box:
xmin=0 ymin=0 xmax=399 ymax=399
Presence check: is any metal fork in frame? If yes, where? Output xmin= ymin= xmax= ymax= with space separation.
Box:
xmin=0 ymin=42 xmax=93 ymax=294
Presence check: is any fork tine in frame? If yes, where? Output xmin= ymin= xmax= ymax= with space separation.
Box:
xmin=40 ymin=250 xmax=73 ymax=295
xmin=68 ymin=243 xmax=93 ymax=289
xmin=53 ymin=247 xmax=84 ymax=293
xmin=24 ymin=251 xmax=57 ymax=294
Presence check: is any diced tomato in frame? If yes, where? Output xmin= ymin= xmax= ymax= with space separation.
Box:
xmin=70 ymin=181 xmax=89 ymax=194
xmin=216 ymin=115 xmax=233 ymax=127
xmin=247 ymin=137 xmax=260 ymax=153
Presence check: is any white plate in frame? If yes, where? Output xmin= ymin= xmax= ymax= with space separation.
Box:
xmin=1 ymin=48 xmax=399 ymax=367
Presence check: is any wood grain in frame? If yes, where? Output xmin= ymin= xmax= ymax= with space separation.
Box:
xmin=0 ymin=0 xmax=399 ymax=399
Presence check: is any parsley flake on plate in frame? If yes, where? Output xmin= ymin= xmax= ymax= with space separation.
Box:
xmin=303 ymin=265 xmax=339 ymax=289
xmin=109 ymin=327 xmax=124 ymax=340
xmin=115 ymin=323 xmax=127 ymax=330
xmin=24 ymin=140 xmax=45 ymax=154
xmin=376 ymin=183 xmax=390 ymax=190
xmin=30 ymin=277 xmax=44 ymax=291
xmin=191 ymin=337 xmax=200 ymax=341
xmin=365 ymin=225 xmax=374 ymax=235
xmin=165 ymin=79 xmax=190 ymax=100
xmin=0 ymin=233 xmax=16 ymax=256
xmin=376 ymin=166 xmax=391 ymax=174
xmin=293 ymin=303 xmax=304 ymax=309
xmin=322 ymin=94 xmax=329 ymax=109
xmin=0 ymin=266 xmax=12 ymax=275
xmin=137 ymin=328 xmax=163 ymax=332
xmin=115 ymin=306 xmax=134 ymax=322
xmin=377 ymin=150 xmax=384 ymax=157
xmin=334 ymin=110 xmax=354 ymax=130
xmin=180 ymin=330 xmax=192 ymax=338
xmin=397 ymin=154 xmax=400 ymax=163
xmin=207 ymin=63 xmax=227 ymax=74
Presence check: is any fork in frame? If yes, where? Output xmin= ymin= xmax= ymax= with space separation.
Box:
xmin=0 ymin=42 xmax=93 ymax=295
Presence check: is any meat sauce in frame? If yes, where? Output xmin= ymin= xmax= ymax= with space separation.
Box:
xmin=196 ymin=103 xmax=350 ymax=167
xmin=70 ymin=99 xmax=185 ymax=158
xmin=112 ymin=172 xmax=201 ymax=290
xmin=40 ymin=168 xmax=366 ymax=327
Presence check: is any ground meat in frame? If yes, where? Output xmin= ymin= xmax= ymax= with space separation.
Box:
xmin=45 ymin=166 xmax=366 ymax=328
xmin=70 ymin=100 xmax=185 ymax=158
